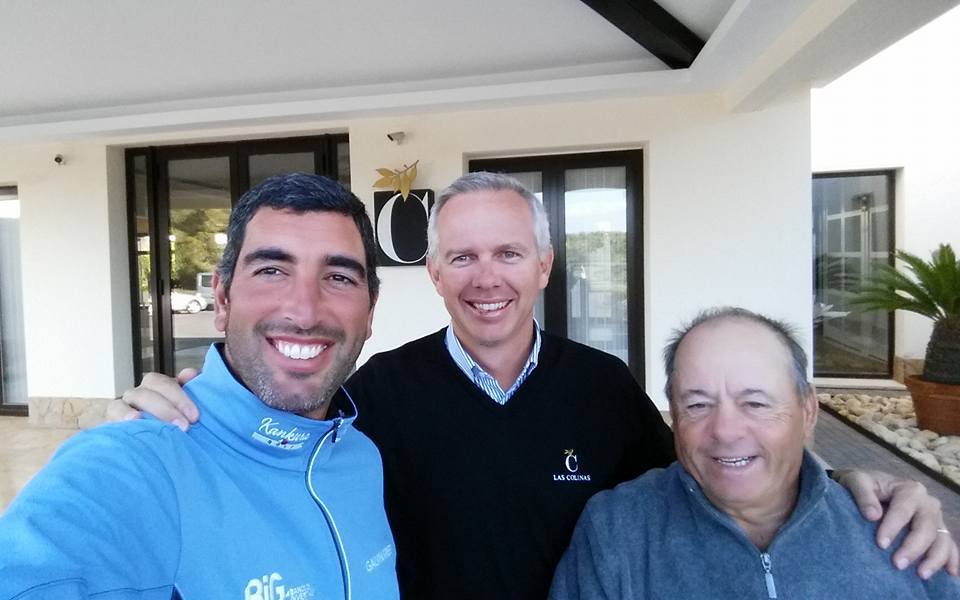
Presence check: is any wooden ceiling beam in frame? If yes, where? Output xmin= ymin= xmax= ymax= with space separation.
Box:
xmin=580 ymin=0 xmax=705 ymax=69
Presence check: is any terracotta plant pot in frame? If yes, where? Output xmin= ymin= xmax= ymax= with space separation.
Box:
xmin=905 ymin=375 xmax=960 ymax=435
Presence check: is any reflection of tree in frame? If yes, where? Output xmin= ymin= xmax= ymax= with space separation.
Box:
xmin=138 ymin=254 xmax=151 ymax=297
xmin=170 ymin=209 xmax=229 ymax=290
xmin=566 ymin=231 xmax=627 ymax=292
xmin=566 ymin=230 xmax=627 ymax=360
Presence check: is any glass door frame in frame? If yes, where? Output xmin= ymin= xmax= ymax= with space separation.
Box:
xmin=0 ymin=186 xmax=26 ymax=416
xmin=469 ymin=150 xmax=645 ymax=380
xmin=126 ymin=134 xmax=348 ymax=381
xmin=0 ymin=269 xmax=11 ymax=415
xmin=812 ymin=169 xmax=896 ymax=378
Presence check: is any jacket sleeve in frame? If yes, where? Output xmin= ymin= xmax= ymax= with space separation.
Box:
xmin=0 ymin=426 xmax=182 ymax=599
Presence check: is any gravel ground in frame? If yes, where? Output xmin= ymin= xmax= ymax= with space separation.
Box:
xmin=820 ymin=393 xmax=960 ymax=488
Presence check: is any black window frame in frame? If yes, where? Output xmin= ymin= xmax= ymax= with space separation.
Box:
xmin=125 ymin=134 xmax=348 ymax=382
xmin=812 ymin=169 xmax=896 ymax=379
xmin=469 ymin=150 xmax=645 ymax=381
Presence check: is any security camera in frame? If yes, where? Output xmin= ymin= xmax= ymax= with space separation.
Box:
xmin=386 ymin=131 xmax=405 ymax=144
xmin=54 ymin=154 xmax=65 ymax=166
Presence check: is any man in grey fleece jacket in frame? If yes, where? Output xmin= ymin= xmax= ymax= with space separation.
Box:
xmin=550 ymin=308 xmax=960 ymax=599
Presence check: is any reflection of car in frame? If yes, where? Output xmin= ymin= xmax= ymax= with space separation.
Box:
xmin=171 ymin=291 xmax=207 ymax=314
xmin=196 ymin=272 xmax=214 ymax=306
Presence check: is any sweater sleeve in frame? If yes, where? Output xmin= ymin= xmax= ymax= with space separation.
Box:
xmin=620 ymin=365 xmax=675 ymax=478
xmin=0 ymin=426 xmax=182 ymax=599
xmin=548 ymin=502 xmax=616 ymax=600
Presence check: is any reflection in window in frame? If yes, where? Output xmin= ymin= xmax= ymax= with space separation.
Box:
xmin=168 ymin=158 xmax=231 ymax=372
xmin=813 ymin=172 xmax=893 ymax=377
xmin=565 ymin=167 xmax=628 ymax=364
xmin=249 ymin=152 xmax=315 ymax=188
xmin=0 ymin=187 xmax=27 ymax=405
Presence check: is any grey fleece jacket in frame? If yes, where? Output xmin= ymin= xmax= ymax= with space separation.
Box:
xmin=550 ymin=450 xmax=959 ymax=599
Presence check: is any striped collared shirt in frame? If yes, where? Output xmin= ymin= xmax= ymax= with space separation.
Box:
xmin=444 ymin=322 xmax=542 ymax=405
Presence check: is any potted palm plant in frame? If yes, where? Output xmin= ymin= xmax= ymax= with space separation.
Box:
xmin=852 ymin=243 xmax=960 ymax=434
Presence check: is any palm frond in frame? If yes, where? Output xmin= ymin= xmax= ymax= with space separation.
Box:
xmin=851 ymin=244 xmax=960 ymax=322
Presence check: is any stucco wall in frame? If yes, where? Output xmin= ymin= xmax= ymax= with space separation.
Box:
xmin=0 ymin=91 xmax=812 ymax=407
xmin=0 ymin=143 xmax=133 ymax=401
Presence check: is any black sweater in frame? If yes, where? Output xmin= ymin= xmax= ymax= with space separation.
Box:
xmin=348 ymin=328 xmax=675 ymax=600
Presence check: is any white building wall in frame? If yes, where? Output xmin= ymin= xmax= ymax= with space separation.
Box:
xmin=0 ymin=143 xmax=133 ymax=400
xmin=0 ymin=91 xmax=812 ymax=407
xmin=812 ymin=6 xmax=960 ymax=361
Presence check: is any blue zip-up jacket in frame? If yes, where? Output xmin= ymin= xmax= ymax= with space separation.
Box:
xmin=550 ymin=450 xmax=960 ymax=599
xmin=0 ymin=344 xmax=399 ymax=600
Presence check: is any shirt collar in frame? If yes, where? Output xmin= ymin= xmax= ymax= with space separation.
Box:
xmin=444 ymin=320 xmax=542 ymax=401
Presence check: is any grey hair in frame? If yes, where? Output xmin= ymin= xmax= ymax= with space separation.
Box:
xmin=662 ymin=307 xmax=812 ymax=404
xmin=426 ymin=171 xmax=551 ymax=261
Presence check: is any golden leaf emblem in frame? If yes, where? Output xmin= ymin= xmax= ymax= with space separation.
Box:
xmin=373 ymin=160 xmax=419 ymax=200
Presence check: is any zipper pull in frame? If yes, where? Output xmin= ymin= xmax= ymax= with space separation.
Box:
xmin=760 ymin=552 xmax=777 ymax=599
xmin=332 ymin=409 xmax=345 ymax=444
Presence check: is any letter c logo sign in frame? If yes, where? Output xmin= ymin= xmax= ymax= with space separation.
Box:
xmin=565 ymin=453 xmax=579 ymax=473
xmin=375 ymin=190 xmax=433 ymax=265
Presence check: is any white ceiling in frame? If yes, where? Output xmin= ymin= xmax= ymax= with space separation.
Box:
xmin=0 ymin=0 xmax=955 ymax=141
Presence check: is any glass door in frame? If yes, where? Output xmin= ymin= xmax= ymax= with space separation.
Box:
xmin=564 ymin=167 xmax=629 ymax=365
xmin=812 ymin=171 xmax=895 ymax=377
xmin=160 ymin=154 xmax=232 ymax=373
xmin=127 ymin=134 xmax=349 ymax=379
xmin=0 ymin=186 xmax=27 ymax=414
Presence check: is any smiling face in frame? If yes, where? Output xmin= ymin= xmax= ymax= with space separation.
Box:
xmin=670 ymin=318 xmax=817 ymax=520
xmin=213 ymin=207 xmax=375 ymax=419
xmin=426 ymin=189 xmax=553 ymax=358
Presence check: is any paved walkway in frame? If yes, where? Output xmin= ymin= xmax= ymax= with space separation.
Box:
xmin=0 ymin=417 xmax=75 ymax=510
xmin=813 ymin=409 xmax=960 ymax=534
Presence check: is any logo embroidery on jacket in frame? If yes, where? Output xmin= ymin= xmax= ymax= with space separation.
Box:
xmin=244 ymin=572 xmax=315 ymax=600
xmin=251 ymin=417 xmax=312 ymax=451
xmin=366 ymin=543 xmax=394 ymax=572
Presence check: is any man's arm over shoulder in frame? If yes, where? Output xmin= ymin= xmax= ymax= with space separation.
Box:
xmin=0 ymin=424 xmax=182 ymax=599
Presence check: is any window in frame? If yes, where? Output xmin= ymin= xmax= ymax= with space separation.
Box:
xmin=812 ymin=170 xmax=895 ymax=377
xmin=0 ymin=186 xmax=27 ymax=414
xmin=469 ymin=151 xmax=644 ymax=379
xmin=127 ymin=134 xmax=349 ymax=380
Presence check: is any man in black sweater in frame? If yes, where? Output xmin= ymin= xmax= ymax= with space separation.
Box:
xmin=345 ymin=171 xmax=675 ymax=598
xmin=116 ymin=172 xmax=957 ymax=599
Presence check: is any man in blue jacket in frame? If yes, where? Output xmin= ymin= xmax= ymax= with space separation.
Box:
xmin=550 ymin=307 xmax=960 ymax=599
xmin=0 ymin=174 xmax=399 ymax=600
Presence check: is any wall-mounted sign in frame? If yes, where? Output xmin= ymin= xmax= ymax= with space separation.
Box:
xmin=374 ymin=189 xmax=434 ymax=266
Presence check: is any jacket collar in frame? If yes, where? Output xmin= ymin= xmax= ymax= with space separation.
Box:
xmin=678 ymin=449 xmax=830 ymax=548
xmin=181 ymin=344 xmax=358 ymax=472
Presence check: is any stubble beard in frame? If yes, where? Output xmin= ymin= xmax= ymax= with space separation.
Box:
xmin=225 ymin=320 xmax=361 ymax=417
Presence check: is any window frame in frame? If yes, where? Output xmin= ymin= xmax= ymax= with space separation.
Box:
xmin=812 ymin=169 xmax=896 ymax=379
